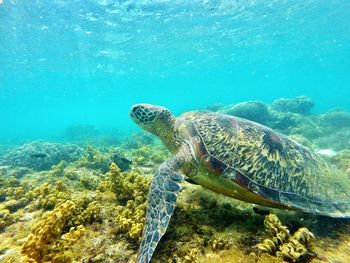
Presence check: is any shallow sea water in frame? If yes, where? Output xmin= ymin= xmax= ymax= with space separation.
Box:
xmin=0 ymin=1 xmax=350 ymax=262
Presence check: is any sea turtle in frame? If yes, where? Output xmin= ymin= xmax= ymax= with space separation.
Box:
xmin=130 ymin=104 xmax=350 ymax=262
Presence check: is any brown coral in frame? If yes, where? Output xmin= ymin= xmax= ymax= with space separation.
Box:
xmin=256 ymin=214 xmax=315 ymax=262
xmin=21 ymin=200 xmax=77 ymax=262
xmin=104 ymin=163 xmax=150 ymax=242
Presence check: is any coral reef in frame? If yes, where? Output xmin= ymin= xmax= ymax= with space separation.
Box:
xmin=49 ymin=161 xmax=67 ymax=177
xmin=21 ymin=200 xmax=78 ymax=262
xmin=0 ymin=169 xmax=103 ymax=262
xmin=0 ymin=208 xmax=14 ymax=231
xmin=30 ymin=181 xmax=71 ymax=210
xmin=122 ymin=132 xmax=156 ymax=149
xmin=74 ymin=146 xmax=132 ymax=173
xmin=149 ymin=186 xmax=264 ymax=262
xmin=110 ymin=152 xmax=132 ymax=172
xmin=129 ymin=144 xmax=169 ymax=175
xmin=256 ymin=214 xmax=315 ymax=262
xmin=219 ymin=101 xmax=271 ymax=124
xmin=206 ymin=102 xmax=225 ymax=112
xmin=209 ymin=96 xmax=322 ymax=143
xmin=320 ymin=109 xmax=350 ymax=129
xmin=74 ymin=146 xmax=112 ymax=173
xmin=314 ymin=129 xmax=350 ymax=151
xmin=102 ymin=163 xmax=150 ymax=242
xmin=1 ymin=97 xmax=350 ymax=262
xmin=329 ymin=150 xmax=350 ymax=175
xmin=271 ymin=96 xmax=314 ymax=115
xmin=0 ymin=165 xmax=32 ymax=179
xmin=268 ymin=111 xmax=321 ymax=140
xmin=0 ymin=142 xmax=84 ymax=171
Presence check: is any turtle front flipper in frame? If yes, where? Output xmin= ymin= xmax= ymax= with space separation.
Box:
xmin=137 ymin=155 xmax=186 ymax=263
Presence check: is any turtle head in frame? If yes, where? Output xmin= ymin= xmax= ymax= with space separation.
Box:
xmin=130 ymin=104 xmax=175 ymax=138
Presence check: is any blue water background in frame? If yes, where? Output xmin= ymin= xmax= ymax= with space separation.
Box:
xmin=0 ymin=0 xmax=349 ymax=142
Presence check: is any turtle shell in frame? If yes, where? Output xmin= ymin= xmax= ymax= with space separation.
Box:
xmin=176 ymin=111 xmax=350 ymax=218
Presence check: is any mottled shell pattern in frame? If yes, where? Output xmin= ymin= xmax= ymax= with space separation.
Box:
xmin=175 ymin=111 xmax=350 ymax=218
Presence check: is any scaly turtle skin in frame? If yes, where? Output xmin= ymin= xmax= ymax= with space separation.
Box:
xmin=130 ymin=104 xmax=350 ymax=263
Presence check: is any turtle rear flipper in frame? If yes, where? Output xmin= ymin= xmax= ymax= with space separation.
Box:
xmin=137 ymin=153 xmax=187 ymax=263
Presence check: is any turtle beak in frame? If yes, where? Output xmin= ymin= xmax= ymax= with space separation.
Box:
xmin=130 ymin=104 xmax=140 ymax=117
xmin=130 ymin=104 xmax=141 ymax=123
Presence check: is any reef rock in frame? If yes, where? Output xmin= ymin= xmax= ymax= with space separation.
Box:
xmin=271 ymin=96 xmax=314 ymax=115
xmin=314 ymin=129 xmax=350 ymax=151
xmin=122 ymin=132 xmax=156 ymax=149
xmin=320 ymin=109 xmax=350 ymax=129
xmin=0 ymin=142 xmax=84 ymax=171
xmin=74 ymin=146 xmax=132 ymax=173
xmin=206 ymin=103 xmax=225 ymax=112
xmin=219 ymin=101 xmax=270 ymax=124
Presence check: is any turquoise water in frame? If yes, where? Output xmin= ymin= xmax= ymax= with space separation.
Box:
xmin=0 ymin=0 xmax=350 ymax=142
